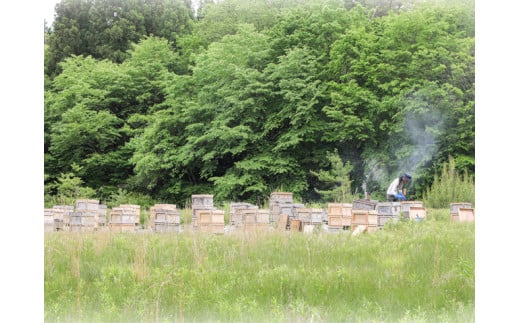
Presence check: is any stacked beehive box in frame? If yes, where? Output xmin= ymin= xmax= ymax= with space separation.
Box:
xmin=352 ymin=199 xmax=378 ymax=211
xmin=70 ymin=199 xmax=99 ymax=232
xmin=269 ymin=192 xmax=293 ymax=224
xmin=327 ymin=203 xmax=353 ymax=232
xmin=408 ymin=206 xmax=427 ymax=221
xmin=52 ymin=205 xmax=74 ymax=231
xmin=400 ymin=201 xmax=424 ymax=219
xmin=269 ymin=192 xmax=304 ymax=225
xmin=97 ymin=204 xmax=107 ymax=230
xmin=236 ymin=209 xmax=270 ymax=232
xmin=119 ymin=204 xmax=141 ymax=226
xmin=289 ymin=219 xmax=302 ymax=232
xmin=375 ymin=202 xmax=401 ymax=228
xmin=109 ymin=204 xmax=140 ymax=232
xmin=295 ymin=208 xmax=326 ymax=233
xmin=450 ymin=202 xmax=474 ymax=222
xmin=191 ymin=194 xmax=215 ymax=227
xmin=197 ymin=209 xmax=225 ymax=234
xmin=151 ymin=204 xmax=181 ymax=233
xmin=44 ymin=209 xmax=54 ymax=232
xmin=230 ymin=202 xmax=259 ymax=226
xmin=351 ymin=210 xmax=378 ymax=233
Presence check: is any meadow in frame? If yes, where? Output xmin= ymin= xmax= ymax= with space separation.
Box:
xmin=44 ymin=209 xmax=474 ymax=322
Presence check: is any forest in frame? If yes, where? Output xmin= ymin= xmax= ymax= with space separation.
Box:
xmin=44 ymin=0 xmax=475 ymax=207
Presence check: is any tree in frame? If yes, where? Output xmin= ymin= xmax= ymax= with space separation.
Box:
xmin=311 ymin=150 xmax=356 ymax=203
xmin=45 ymin=0 xmax=194 ymax=77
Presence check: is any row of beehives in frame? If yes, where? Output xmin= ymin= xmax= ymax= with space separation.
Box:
xmin=44 ymin=199 xmax=142 ymax=232
xmin=44 ymin=195 xmax=475 ymax=234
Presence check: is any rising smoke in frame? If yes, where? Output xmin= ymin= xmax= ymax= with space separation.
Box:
xmin=363 ymin=85 xmax=449 ymax=195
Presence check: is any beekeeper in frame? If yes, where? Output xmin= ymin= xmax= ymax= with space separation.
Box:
xmin=386 ymin=173 xmax=412 ymax=201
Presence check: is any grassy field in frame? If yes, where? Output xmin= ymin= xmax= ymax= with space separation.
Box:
xmin=44 ymin=209 xmax=474 ymax=322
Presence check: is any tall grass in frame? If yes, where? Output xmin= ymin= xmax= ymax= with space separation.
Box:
xmin=423 ymin=156 xmax=475 ymax=209
xmin=45 ymin=210 xmax=474 ymax=322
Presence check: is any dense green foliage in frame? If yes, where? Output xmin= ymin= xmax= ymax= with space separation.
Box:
xmin=44 ymin=212 xmax=474 ymax=321
xmin=44 ymin=0 xmax=475 ymax=206
xmin=424 ymin=155 xmax=475 ymax=208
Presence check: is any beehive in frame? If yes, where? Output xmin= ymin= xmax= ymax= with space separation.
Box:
xmin=352 ymin=199 xmax=378 ymax=211
xmin=191 ymin=194 xmax=215 ymax=227
xmin=449 ymin=202 xmax=473 ymax=221
xmin=53 ymin=205 xmax=74 ymax=230
xmin=151 ymin=204 xmax=181 ymax=233
xmin=408 ymin=206 xmax=427 ymax=221
xmin=327 ymin=203 xmax=352 ymax=228
xmin=197 ymin=209 xmax=225 ymax=234
xmin=230 ymin=202 xmax=258 ymax=225
xmin=269 ymin=192 xmax=293 ymax=223
xmin=277 ymin=215 xmax=289 ymax=231
xmin=376 ymin=202 xmax=401 ymax=216
xmin=401 ymin=201 xmax=424 ymax=219
xmin=109 ymin=207 xmax=137 ymax=232
xmin=451 ymin=207 xmax=475 ymax=223
xmin=290 ymin=219 xmax=301 ymax=232
xmin=44 ymin=209 xmax=54 ymax=232
xmin=119 ymin=204 xmax=141 ymax=225
xmin=69 ymin=211 xmax=96 ymax=232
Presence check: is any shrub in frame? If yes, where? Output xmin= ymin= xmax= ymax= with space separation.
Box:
xmin=423 ymin=156 xmax=475 ymax=208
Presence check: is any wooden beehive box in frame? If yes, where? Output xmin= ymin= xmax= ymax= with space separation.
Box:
xmin=311 ymin=208 xmax=326 ymax=223
xmin=328 ymin=215 xmax=343 ymax=228
xmin=154 ymin=209 xmax=181 ymax=224
xmin=450 ymin=202 xmax=472 ymax=214
xmin=277 ymin=214 xmax=289 ymax=231
xmin=296 ymin=208 xmax=312 ymax=222
xmin=352 ymin=199 xmax=378 ymax=211
xmin=408 ymin=206 xmax=427 ymax=221
xmin=378 ymin=215 xmax=399 ymax=227
xmin=97 ymin=204 xmax=107 ymax=226
xmin=53 ymin=205 xmax=74 ymax=228
xmin=376 ymin=202 xmax=401 ymax=216
xmin=328 ymin=203 xmax=353 ymax=216
xmin=119 ymin=204 xmax=141 ymax=224
xmin=269 ymin=192 xmax=293 ymax=204
xmin=44 ymin=209 xmax=54 ymax=232
xmin=110 ymin=208 xmax=136 ymax=224
xmin=256 ymin=210 xmax=270 ymax=224
xmin=192 ymin=194 xmax=214 ymax=206
xmin=451 ymin=208 xmax=475 ymax=222
xmin=76 ymin=199 xmax=100 ymax=210
xmin=401 ymin=201 xmax=424 ymax=212
xmin=290 ymin=219 xmax=301 ymax=232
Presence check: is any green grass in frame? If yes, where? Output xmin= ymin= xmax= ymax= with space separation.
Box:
xmin=45 ymin=209 xmax=474 ymax=322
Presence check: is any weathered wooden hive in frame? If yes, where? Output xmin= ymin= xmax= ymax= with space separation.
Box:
xmin=400 ymin=201 xmax=424 ymax=219
xmin=44 ymin=209 xmax=55 ymax=232
xmin=269 ymin=192 xmax=293 ymax=223
xmin=191 ymin=194 xmax=215 ymax=227
xmin=352 ymin=199 xmax=378 ymax=211
xmin=375 ymin=202 xmax=401 ymax=227
xmin=327 ymin=203 xmax=353 ymax=232
xmin=450 ymin=202 xmax=474 ymax=222
xmin=109 ymin=204 xmax=140 ymax=232
xmin=150 ymin=204 xmax=181 ymax=233
xmin=197 ymin=209 xmax=225 ymax=234
xmin=236 ymin=209 xmax=270 ymax=232
xmin=351 ymin=210 xmax=378 ymax=233
xmin=70 ymin=199 xmax=99 ymax=232
xmin=52 ymin=205 xmax=74 ymax=231
xmin=229 ymin=202 xmax=259 ymax=225
xmin=294 ymin=207 xmax=326 ymax=233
